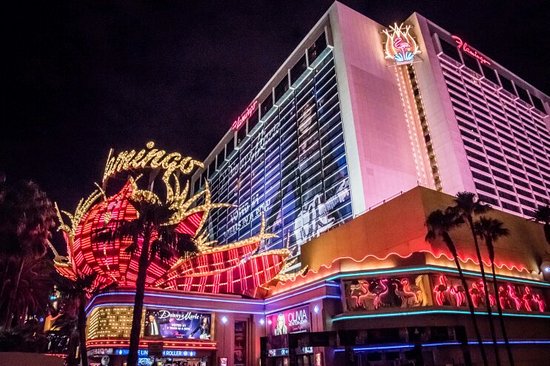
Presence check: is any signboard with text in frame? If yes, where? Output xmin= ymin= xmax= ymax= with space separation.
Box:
xmin=144 ymin=308 xmax=212 ymax=339
xmin=267 ymin=306 xmax=310 ymax=336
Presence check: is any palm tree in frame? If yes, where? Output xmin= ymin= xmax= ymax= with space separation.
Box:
xmin=450 ymin=192 xmax=500 ymax=365
xmin=426 ymin=208 xmax=488 ymax=366
xmin=475 ymin=217 xmax=514 ymax=366
xmin=530 ymin=204 xmax=550 ymax=246
xmin=108 ymin=198 xmax=198 ymax=366
xmin=10 ymin=256 xmax=55 ymax=328
xmin=0 ymin=179 xmax=57 ymax=329
xmin=58 ymin=274 xmax=104 ymax=366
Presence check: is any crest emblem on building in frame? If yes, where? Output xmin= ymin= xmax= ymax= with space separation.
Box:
xmin=382 ymin=23 xmax=421 ymax=65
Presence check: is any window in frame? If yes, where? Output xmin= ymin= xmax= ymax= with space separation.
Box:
xmin=531 ymin=94 xmax=545 ymax=112
xmin=440 ymin=38 xmax=462 ymax=63
xmin=481 ymin=64 xmax=499 ymax=85
xmin=226 ymin=136 xmax=235 ymax=158
xmin=274 ymin=75 xmax=290 ymax=102
xmin=308 ymin=32 xmax=327 ymax=65
xmin=261 ymin=93 xmax=274 ymax=116
xmin=475 ymin=182 xmax=496 ymax=195
xmin=290 ymin=54 xmax=308 ymax=85
xmin=463 ymin=54 xmax=480 ymax=73
xmin=516 ymin=86 xmax=531 ymax=104
xmin=247 ymin=109 xmax=260 ymax=134
xmin=499 ymin=75 xmax=516 ymax=95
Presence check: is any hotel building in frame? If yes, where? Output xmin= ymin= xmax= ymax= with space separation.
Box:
xmin=191 ymin=2 xmax=549 ymax=271
xmin=82 ymin=2 xmax=549 ymax=366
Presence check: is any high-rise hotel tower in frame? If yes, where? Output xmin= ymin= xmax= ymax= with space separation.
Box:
xmin=192 ymin=2 xmax=549 ymax=268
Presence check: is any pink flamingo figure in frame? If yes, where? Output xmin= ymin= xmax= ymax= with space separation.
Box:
xmin=522 ymin=286 xmax=534 ymax=312
xmin=433 ymin=275 xmax=449 ymax=306
xmin=357 ymin=280 xmax=377 ymax=310
xmin=469 ymin=282 xmax=483 ymax=308
xmin=498 ymin=285 xmax=508 ymax=310
xmin=374 ymin=279 xmax=389 ymax=309
xmin=348 ymin=282 xmax=364 ymax=309
xmin=449 ymin=284 xmax=466 ymax=307
xmin=506 ymin=284 xmax=522 ymax=311
xmin=397 ymin=278 xmax=418 ymax=308
xmin=533 ymin=293 xmax=546 ymax=312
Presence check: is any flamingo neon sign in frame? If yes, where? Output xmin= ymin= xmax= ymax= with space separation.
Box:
xmin=382 ymin=23 xmax=421 ymax=65
xmin=451 ymin=35 xmax=491 ymax=66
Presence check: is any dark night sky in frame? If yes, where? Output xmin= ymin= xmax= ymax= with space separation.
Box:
xmin=3 ymin=0 xmax=549 ymax=212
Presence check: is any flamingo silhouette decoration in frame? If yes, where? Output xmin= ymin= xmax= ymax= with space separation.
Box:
xmin=357 ymin=280 xmax=377 ymax=310
xmin=397 ymin=278 xmax=419 ymax=308
xmin=433 ymin=275 xmax=449 ymax=306
xmin=374 ymin=279 xmax=389 ymax=309
xmin=349 ymin=282 xmax=365 ymax=309
xmin=533 ymin=293 xmax=546 ymax=312
xmin=498 ymin=285 xmax=508 ymax=310
xmin=469 ymin=282 xmax=484 ymax=308
xmin=476 ymin=280 xmax=496 ymax=308
xmin=522 ymin=286 xmax=534 ymax=312
xmin=449 ymin=284 xmax=466 ymax=307
xmin=506 ymin=284 xmax=522 ymax=311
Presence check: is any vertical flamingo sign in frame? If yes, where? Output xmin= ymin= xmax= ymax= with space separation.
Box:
xmin=382 ymin=23 xmax=421 ymax=65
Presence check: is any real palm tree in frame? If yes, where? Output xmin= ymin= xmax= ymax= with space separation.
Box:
xmin=426 ymin=208 xmax=488 ymax=366
xmin=108 ymin=198 xmax=198 ymax=366
xmin=530 ymin=204 xmax=550 ymax=246
xmin=450 ymin=192 xmax=500 ymax=365
xmin=58 ymin=274 xmax=102 ymax=366
xmin=475 ymin=217 xmax=514 ymax=366
xmin=0 ymin=179 xmax=57 ymax=329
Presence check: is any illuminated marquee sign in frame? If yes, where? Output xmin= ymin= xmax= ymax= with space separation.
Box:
xmin=451 ymin=35 xmax=491 ymax=65
xmin=102 ymin=141 xmax=204 ymax=183
xmin=382 ymin=23 xmax=421 ymax=65
xmin=267 ymin=306 xmax=310 ymax=336
xmin=145 ymin=308 xmax=212 ymax=340
xmin=231 ymin=100 xmax=258 ymax=131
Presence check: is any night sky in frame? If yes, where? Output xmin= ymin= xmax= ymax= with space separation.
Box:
xmin=3 ymin=0 xmax=549 ymax=213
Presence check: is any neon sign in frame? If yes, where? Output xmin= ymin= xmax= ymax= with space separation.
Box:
xmin=451 ymin=35 xmax=491 ymax=65
xmin=102 ymin=141 xmax=204 ymax=183
xmin=382 ymin=23 xmax=421 ymax=65
xmin=231 ymin=100 xmax=258 ymax=131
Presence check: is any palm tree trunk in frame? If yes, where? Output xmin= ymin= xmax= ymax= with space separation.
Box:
xmin=444 ymin=233 xmax=488 ymax=366
xmin=3 ymin=256 xmax=24 ymax=329
xmin=490 ymin=257 xmax=514 ymax=366
xmin=468 ymin=217 xmax=500 ymax=365
xmin=127 ymin=226 xmax=152 ymax=366
xmin=78 ymin=293 xmax=89 ymax=366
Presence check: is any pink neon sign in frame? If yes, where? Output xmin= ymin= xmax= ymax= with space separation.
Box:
xmin=451 ymin=35 xmax=491 ymax=65
xmin=231 ymin=100 xmax=258 ymax=131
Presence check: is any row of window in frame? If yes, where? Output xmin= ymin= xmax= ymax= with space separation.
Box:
xmin=202 ymin=51 xmax=353 ymax=268
xmin=440 ymin=54 xmax=550 ymax=215
xmin=439 ymin=37 xmax=546 ymax=113
xmin=193 ymin=31 xmax=331 ymax=194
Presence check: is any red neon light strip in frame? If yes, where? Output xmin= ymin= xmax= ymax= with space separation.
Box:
xmin=451 ymin=35 xmax=491 ymax=65
xmin=230 ymin=100 xmax=258 ymax=131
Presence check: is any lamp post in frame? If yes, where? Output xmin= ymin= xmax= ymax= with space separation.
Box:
xmin=220 ymin=315 xmax=228 ymax=365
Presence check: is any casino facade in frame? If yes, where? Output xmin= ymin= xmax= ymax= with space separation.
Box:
xmin=56 ymin=2 xmax=550 ymax=366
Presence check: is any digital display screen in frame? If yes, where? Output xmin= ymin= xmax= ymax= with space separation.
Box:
xmin=144 ymin=308 xmax=212 ymax=339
